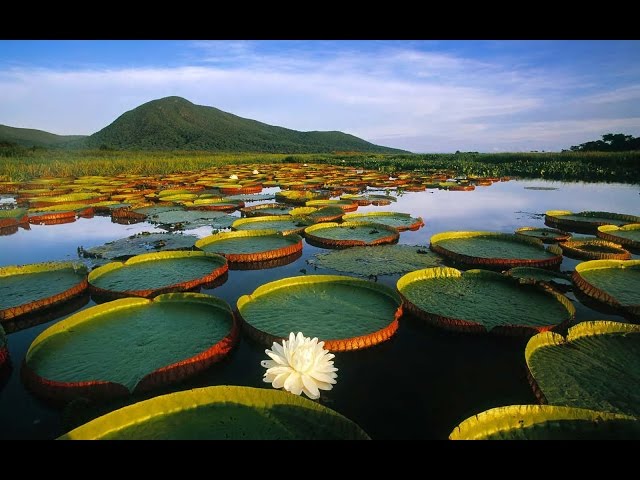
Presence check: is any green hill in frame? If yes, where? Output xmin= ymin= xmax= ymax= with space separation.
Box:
xmin=83 ymin=96 xmax=407 ymax=153
xmin=0 ymin=124 xmax=86 ymax=148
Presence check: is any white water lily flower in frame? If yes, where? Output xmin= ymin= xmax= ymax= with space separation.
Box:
xmin=252 ymin=169 xmax=260 ymax=175
xmin=261 ymin=332 xmax=338 ymax=400
xmin=229 ymin=174 xmax=239 ymax=180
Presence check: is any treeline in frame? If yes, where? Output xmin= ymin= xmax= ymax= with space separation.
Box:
xmin=569 ymin=133 xmax=640 ymax=152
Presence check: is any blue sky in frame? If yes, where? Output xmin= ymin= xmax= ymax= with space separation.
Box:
xmin=0 ymin=40 xmax=638 ymax=152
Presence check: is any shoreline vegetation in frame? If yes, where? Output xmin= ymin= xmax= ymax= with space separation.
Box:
xmin=1 ymin=147 xmax=639 ymax=184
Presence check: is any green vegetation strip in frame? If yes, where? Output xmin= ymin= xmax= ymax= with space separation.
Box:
xmin=397 ymin=267 xmax=574 ymax=333
xmin=526 ymin=321 xmax=640 ymax=417
xmin=59 ymin=385 xmax=370 ymax=440
xmin=26 ymin=293 xmax=236 ymax=394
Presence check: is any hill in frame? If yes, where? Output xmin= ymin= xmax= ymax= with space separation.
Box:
xmin=0 ymin=124 xmax=86 ymax=148
xmin=82 ymin=96 xmax=407 ymax=153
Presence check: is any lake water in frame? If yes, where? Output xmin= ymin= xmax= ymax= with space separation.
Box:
xmin=1 ymin=178 xmax=638 ymax=439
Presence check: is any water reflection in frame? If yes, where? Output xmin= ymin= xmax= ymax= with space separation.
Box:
xmin=0 ymin=179 xmax=638 ymax=439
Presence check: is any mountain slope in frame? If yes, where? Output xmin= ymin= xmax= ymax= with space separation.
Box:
xmin=84 ymin=96 xmax=407 ymax=153
xmin=0 ymin=124 xmax=86 ymax=148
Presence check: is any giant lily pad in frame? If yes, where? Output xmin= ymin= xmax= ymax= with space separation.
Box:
xmin=572 ymin=260 xmax=640 ymax=319
xmin=505 ymin=267 xmax=572 ymax=291
xmin=342 ymin=212 xmax=425 ymax=232
xmin=430 ymin=231 xmax=563 ymax=270
xmin=240 ymin=203 xmax=295 ymax=217
xmin=232 ymin=215 xmax=310 ymax=235
xmin=81 ymin=232 xmax=198 ymax=262
xmin=545 ymin=210 xmax=640 ymax=233
xmin=23 ymin=293 xmax=238 ymax=402
xmin=88 ymin=251 xmax=228 ymax=300
xmin=526 ymin=321 xmax=640 ymax=416
xmin=237 ymin=275 xmax=402 ymax=351
xmin=304 ymin=222 xmax=400 ymax=249
xmin=559 ymin=239 xmax=631 ymax=260
xmin=449 ymin=405 xmax=640 ymax=440
xmin=59 ymin=385 xmax=370 ymax=440
xmin=0 ymin=262 xmax=88 ymax=322
xmin=314 ymin=244 xmax=444 ymax=276
xmin=597 ymin=224 xmax=640 ymax=251
xmin=340 ymin=193 xmax=396 ymax=206
xmin=275 ymin=190 xmax=330 ymax=205
xmin=305 ymin=199 xmax=358 ymax=212
xmin=397 ymin=267 xmax=574 ymax=335
xmin=289 ymin=206 xmax=344 ymax=223
xmin=515 ymin=227 xmax=571 ymax=243
xmin=145 ymin=208 xmax=236 ymax=231
xmin=195 ymin=229 xmax=303 ymax=263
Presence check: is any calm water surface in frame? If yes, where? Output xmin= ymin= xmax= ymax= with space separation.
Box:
xmin=1 ymin=179 xmax=638 ymax=439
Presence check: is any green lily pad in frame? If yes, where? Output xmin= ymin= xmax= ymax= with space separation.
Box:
xmin=223 ymin=193 xmax=275 ymax=202
xmin=397 ymin=267 xmax=574 ymax=334
xmin=506 ymin=267 xmax=572 ymax=291
xmin=314 ymin=245 xmax=444 ymax=276
xmin=545 ymin=210 xmax=640 ymax=233
xmin=449 ymin=405 xmax=640 ymax=440
xmin=82 ymin=232 xmax=198 ymax=262
xmin=275 ymin=190 xmax=330 ymax=205
xmin=526 ymin=321 xmax=640 ymax=416
xmin=342 ymin=212 xmax=424 ymax=232
xmin=145 ymin=208 xmax=236 ymax=230
xmin=289 ymin=206 xmax=344 ymax=223
xmin=304 ymin=222 xmax=400 ymax=249
xmin=430 ymin=231 xmax=562 ymax=270
xmin=24 ymin=293 xmax=238 ymax=400
xmin=232 ymin=215 xmax=310 ymax=235
xmin=597 ymin=224 xmax=640 ymax=250
xmin=59 ymin=385 xmax=370 ymax=440
xmin=0 ymin=261 xmax=88 ymax=322
xmin=340 ymin=193 xmax=397 ymax=205
xmin=195 ymin=229 xmax=303 ymax=263
xmin=88 ymin=251 xmax=227 ymax=299
xmin=572 ymin=260 xmax=640 ymax=319
xmin=305 ymin=199 xmax=358 ymax=211
xmin=559 ymin=239 xmax=631 ymax=260
xmin=515 ymin=227 xmax=571 ymax=243
xmin=237 ymin=275 xmax=402 ymax=351
xmin=240 ymin=203 xmax=296 ymax=217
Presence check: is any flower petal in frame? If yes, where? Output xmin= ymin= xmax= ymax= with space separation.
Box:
xmin=272 ymin=372 xmax=289 ymax=389
xmin=301 ymin=374 xmax=320 ymax=399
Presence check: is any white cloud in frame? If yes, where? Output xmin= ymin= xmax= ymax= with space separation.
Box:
xmin=0 ymin=43 xmax=638 ymax=152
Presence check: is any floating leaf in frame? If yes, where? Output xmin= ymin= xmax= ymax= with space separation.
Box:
xmin=237 ymin=275 xmax=402 ymax=351
xmin=196 ymin=229 xmax=303 ymax=263
xmin=450 ymin=404 xmax=640 ymax=440
xmin=315 ymin=244 xmax=443 ymax=276
xmin=597 ymin=224 xmax=640 ymax=251
xmin=572 ymin=259 xmax=640 ymax=319
xmin=397 ymin=267 xmax=574 ymax=335
xmin=59 ymin=385 xmax=370 ymax=440
xmin=430 ymin=231 xmax=562 ymax=270
xmin=526 ymin=321 xmax=640 ymax=416
xmin=0 ymin=262 xmax=88 ymax=322
xmin=82 ymin=232 xmax=198 ymax=261
xmin=304 ymin=222 xmax=399 ymax=249
xmin=88 ymin=251 xmax=228 ymax=300
xmin=23 ymin=293 xmax=238 ymax=402
xmin=342 ymin=212 xmax=424 ymax=231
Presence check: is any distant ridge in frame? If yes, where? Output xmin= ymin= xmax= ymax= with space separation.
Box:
xmin=0 ymin=124 xmax=86 ymax=148
xmin=82 ymin=96 xmax=408 ymax=153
